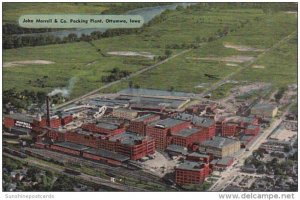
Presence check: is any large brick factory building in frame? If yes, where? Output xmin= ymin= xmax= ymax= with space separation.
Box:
xmin=145 ymin=118 xmax=191 ymax=150
xmin=199 ymin=136 xmax=241 ymax=158
xmin=175 ymin=161 xmax=210 ymax=185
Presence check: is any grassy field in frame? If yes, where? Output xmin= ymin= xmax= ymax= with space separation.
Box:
xmin=233 ymin=32 xmax=297 ymax=87
xmin=3 ymin=41 xmax=158 ymax=98
xmin=102 ymin=10 xmax=297 ymax=96
xmin=3 ymin=4 xmax=297 ymax=101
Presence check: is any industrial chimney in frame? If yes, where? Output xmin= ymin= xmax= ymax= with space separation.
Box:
xmin=46 ymin=96 xmax=51 ymax=127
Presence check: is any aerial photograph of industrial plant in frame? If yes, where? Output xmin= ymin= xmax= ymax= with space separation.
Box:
xmin=2 ymin=1 xmax=298 ymax=194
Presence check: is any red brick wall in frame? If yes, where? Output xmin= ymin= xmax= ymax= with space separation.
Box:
xmin=222 ymin=124 xmax=237 ymax=136
xmin=81 ymin=123 xmax=125 ymax=136
xmin=170 ymin=121 xmax=191 ymax=133
xmin=50 ymin=118 xmax=61 ymax=128
xmin=61 ymin=115 xmax=73 ymax=125
xmin=175 ymin=163 xmax=210 ymax=185
xmin=127 ymin=121 xmax=145 ymax=135
xmin=82 ymin=152 xmax=122 ymax=166
xmin=65 ymin=132 xmax=98 ymax=148
xmin=146 ymin=126 xmax=168 ymax=150
xmin=245 ymin=126 xmax=260 ymax=135
xmin=50 ymin=145 xmax=80 ymax=156
xmin=187 ymin=155 xmax=210 ymax=163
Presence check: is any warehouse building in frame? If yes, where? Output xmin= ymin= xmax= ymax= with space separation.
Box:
xmin=199 ymin=136 xmax=240 ymax=158
xmin=221 ymin=122 xmax=238 ymax=137
xmin=173 ymin=113 xmax=216 ymax=141
xmin=146 ymin=118 xmax=191 ymax=150
xmin=171 ymin=127 xmax=205 ymax=148
xmin=127 ymin=114 xmax=160 ymax=136
xmin=81 ymin=121 xmax=125 ymax=136
xmin=82 ymin=147 xmax=130 ymax=166
xmin=64 ymin=127 xmax=155 ymax=160
xmin=50 ymin=141 xmax=89 ymax=156
xmin=175 ymin=161 xmax=210 ymax=185
xmin=109 ymin=132 xmax=155 ymax=160
xmin=210 ymin=156 xmax=234 ymax=171
xmin=251 ymin=103 xmax=278 ymax=118
xmin=244 ymin=125 xmax=260 ymax=136
xmin=186 ymin=152 xmax=210 ymax=163
xmin=112 ymin=108 xmax=138 ymax=120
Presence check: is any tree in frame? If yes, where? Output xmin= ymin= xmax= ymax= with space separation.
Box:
xmin=67 ymin=33 xmax=78 ymax=42
xmin=164 ymin=49 xmax=172 ymax=57
xmin=52 ymin=175 xmax=74 ymax=191
xmin=27 ymin=167 xmax=40 ymax=180
xmin=128 ymin=81 xmax=133 ymax=88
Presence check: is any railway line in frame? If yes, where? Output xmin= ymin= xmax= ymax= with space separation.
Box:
xmin=3 ymin=152 xmax=148 ymax=192
xmin=24 ymin=147 xmax=171 ymax=188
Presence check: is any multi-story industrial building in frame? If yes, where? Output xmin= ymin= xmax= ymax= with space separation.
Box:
xmin=175 ymin=161 xmax=210 ymax=185
xmin=81 ymin=122 xmax=125 ymax=136
xmin=146 ymin=118 xmax=191 ymax=150
xmin=173 ymin=113 xmax=216 ymax=141
xmin=127 ymin=114 xmax=160 ymax=136
xmin=251 ymin=103 xmax=278 ymax=118
xmin=171 ymin=127 xmax=205 ymax=148
xmin=199 ymin=136 xmax=240 ymax=158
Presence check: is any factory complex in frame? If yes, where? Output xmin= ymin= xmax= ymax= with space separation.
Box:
xmin=3 ymin=88 xmax=276 ymax=186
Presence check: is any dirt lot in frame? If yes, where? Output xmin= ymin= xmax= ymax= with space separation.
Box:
xmin=186 ymin=55 xmax=255 ymax=63
xmin=140 ymin=152 xmax=179 ymax=177
xmin=107 ymin=51 xmax=155 ymax=59
xmin=223 ymin=43 xmax=264 ymax=52
xmin=3 ymin=60 xmax=54 ymax=67
xmin=252 ymin=65 xmax=265 ymax=69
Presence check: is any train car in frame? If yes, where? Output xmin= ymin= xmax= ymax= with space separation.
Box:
xmin=64 ymin=168 xmax=81 ymax=175
xmin=3 ymin=147 xmax=27 ymax=158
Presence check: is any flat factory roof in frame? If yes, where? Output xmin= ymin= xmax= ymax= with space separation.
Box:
xmin=166 ymin=144 xmax=188 ymax=155
xmin=95 ymin=122 xmax=119 ymax=130
xmin=174 ymin=113 xmax=214 ymax=127
xmin=188 ymin=152 xmax=210 ymax=158
xmin=109 ymin=132 xmax=144 ymax=146
xmin=84 ymin=148 xmax=130 ymax=162
xmin=247 ymin=125 xmax=258 ymax=130
xmin=118 ymin=88 xmax=199 ymax=99
xmin=212 ymin=157 xmax=234 ymax=166
xmin=53 ymin=141 xmax=89 ymax=151
xmin=172 ymin=128 xmax=201 ymax=137
xmin=201 ymin=136 xmax=239 ymax=149
xmin=150 ymin=118 xmax=186 ymax=128
xmin=75 ymin=128 xmax=104 ymax=137
xmin=176 ymin=161 xmax=205 ymax=171
xmin=134 ymin=114 xmax=159 ymax=122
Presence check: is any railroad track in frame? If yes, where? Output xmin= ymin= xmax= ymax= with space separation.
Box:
xmin=3 ymin=152 xmax=147 ymax=191
xmin=25 ymin=147 xmax=169 ymax=187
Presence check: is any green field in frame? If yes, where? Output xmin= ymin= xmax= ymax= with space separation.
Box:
xmin=3 ymin=3 xmax=298 ymax=101
xmin=102 ymin=11 xmax=297 ymax=96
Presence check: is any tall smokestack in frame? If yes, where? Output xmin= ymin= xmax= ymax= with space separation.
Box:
xmin=46 ymin=96 xmax=51 ymax=127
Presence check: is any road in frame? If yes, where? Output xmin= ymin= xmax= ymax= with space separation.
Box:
xmin=209 ymin=104 xmax=292 ymax=192
xmin=3 ymin=153 xmax=147 ymax=192
xmin=54 ymin=49 xmax=192 ymax=110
